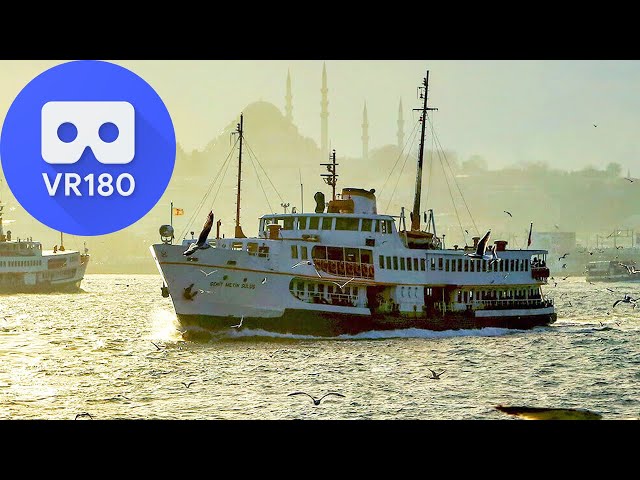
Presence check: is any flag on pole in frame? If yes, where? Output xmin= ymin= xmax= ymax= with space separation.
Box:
xmin=527 ymin=222 xmax=533 ymax=247
xmin=172 ymin=207 xmax=184 ymax=216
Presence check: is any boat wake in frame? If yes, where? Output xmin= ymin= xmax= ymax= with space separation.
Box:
xmin=180 ymin=326 xmax=530 ymax=342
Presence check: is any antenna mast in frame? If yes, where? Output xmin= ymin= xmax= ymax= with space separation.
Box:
xmin=411 ymin=71 xmax=438 ymax=231
xmin=321 ymin=149 xmax=338 ymax=201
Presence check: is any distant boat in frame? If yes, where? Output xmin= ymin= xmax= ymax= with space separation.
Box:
xmin=585 ymin=260 xmax=640 ymax=283
xmin=150 ymin=70 xmax=556 ymax=336
xmin=0 ymin=202 xmax=89 ymax=293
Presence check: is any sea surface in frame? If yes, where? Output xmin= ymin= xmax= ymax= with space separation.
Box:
xmin=1 ymin=274 xmax=638 ymax=420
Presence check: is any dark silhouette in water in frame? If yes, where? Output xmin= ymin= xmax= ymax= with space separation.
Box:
xmin=495 ymin=405 xmax=602 ymax=420
xmin=288 ymin=391 xmax=345 ymax=405
xmin=75 ymin=412 xmax=93 ymax=420
xmin=428 ymin=369 xmax=445 ymax=380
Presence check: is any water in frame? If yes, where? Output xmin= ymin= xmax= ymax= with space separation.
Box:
xmin=1 ymin=274 xmax=638 ymax=420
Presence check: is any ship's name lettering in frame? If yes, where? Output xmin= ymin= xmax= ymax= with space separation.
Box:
xmin=209 ymin=281 xmax=256 ymax=290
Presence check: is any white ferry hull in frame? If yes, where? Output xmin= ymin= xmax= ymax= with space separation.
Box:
xmin=151 ymin=244 xmax=556 ymax=337
xmin=0 ymin=256 xmax=88 ymax=294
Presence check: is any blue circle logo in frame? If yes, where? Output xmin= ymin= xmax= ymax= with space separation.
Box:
xmin=0 ymin=60 xmax=176 ymax=236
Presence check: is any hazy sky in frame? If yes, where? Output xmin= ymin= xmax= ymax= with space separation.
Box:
xmin=1 ymin=60 xmax=639 ymax=172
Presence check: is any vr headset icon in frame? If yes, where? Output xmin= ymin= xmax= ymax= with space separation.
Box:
xmin=41 ymin=101 xmax=135 ymax=165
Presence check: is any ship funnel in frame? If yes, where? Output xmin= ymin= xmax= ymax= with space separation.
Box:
xmin=340 ymin=188 xmax=377 ymax=214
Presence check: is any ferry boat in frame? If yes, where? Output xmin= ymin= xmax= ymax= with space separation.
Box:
xmin=585 ymin=260 xmax=640 ymax=282
xmin=150 ymin=71 xmax=556 ymax=336
xmin=0 ymin=203 xmax=89 ymax=293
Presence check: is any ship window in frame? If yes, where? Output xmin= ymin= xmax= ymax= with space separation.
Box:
xmin=525 ymin=259 xmax=529 ymax=271
xmin=321 ymin=217 xmax=333 ymax=230
xmin=284 ymin=218 xmax=294 ymax=230
xmin=345 ymin=248 xmax=358 ymax=263
xmin=318 ymin=284 xmax=324 ymax=295
xmin=470 ymin=260 xmax=475 ymax=272
xmin=407 ymin=257 xmax=412 ymax=271
xmin=416 ymin=258 xmax=421 ymax=271
xmin=386 ymin=257 xmax=392 ymax=269
xmin=379 ymin=255 xmax=385 ymax=269
xmin=336 ymin=217 xmax=359 ymax=231
xmin=515 ymin=260 xmax=519 ymax=272
xmin=499 ymin=260 xmax=504 ymax=272
xmin=401 ymin=286 xmax=405 ymax=297
xmin=327 ymin=247 xmax=344 ymax=261
xmin=429 ymin=258 xmax=435 ymax=271
xmin=511 ymin=259 xmax=515 ymax=271
xmin=393 ymin=257 xmax=398 ymax=270
xmin=328 ymin=285 xmax=334 ymax=294
xmin=400 ymin=257 xmax=406 ymax=270
xmin=301 ymin=246 xmax=308 ymax=260
xmin=291 ymin=245 xmax=298 ymax=259
xmin=450 ymin=259 xmax=455 ymax=272
xmin=309 ymin=217 xmax=319 ymax=230
xmin=297 ymin=217 xmax=307 ymax=229
xmin=421 ymin=258 xmax=426 ymax=271
xmin=312 ymin=246 xmax=327 ymax=259
xmin=296 ymin=282 xmax=303 ymax=295
xmin=482 ymin=260 xmax=487 ymax=272
xmin=444 ymin=259 xmax=449 ymax=271
xmin=361 ymin=219 xmax=372 ymax=232
xmin=360 ymin=250 xmax=372 ymax=264
xmin=457 ymin=290 xmax=462 ymax=302
xmin=353 ymin=287 xmax=358 ymax=297
xmin=464 ymin=260 xmax=469 ymax=272
xmin=381 ymin=220 xmax=393 ymax=234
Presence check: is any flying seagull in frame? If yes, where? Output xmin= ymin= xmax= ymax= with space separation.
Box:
xmin=183 ymin=211 xmax=214 ymax=256
xmin=291 ymin=260 xmax=322 ymax=277
xmin=465 ymin=230 xmax=495 ymax=261
xmin=503 ymin=210 xmax=513 ymax=217
xmin=75 ymin=412 xmax=93 ymax=420
xmin=331 ymin=277 xmax=355 ymax=291
xmin=558 ymin=253 xmax=569 ymax=260
xmin=619 ymin=263 xmax=640 ymax=274
xmin=428 ymin=368 xmax=445 ymax=380
xmin=625 ymin=177 xmax=634 ymax=183
xmin=613 ymin=294 xmax=637 ymax=309
xmin=261 ymin=277 xmax=268 ymax=284
xmin=231 ymin=316 xmax=244 ymax=328
xmin=495 ymin=405 xmax=602 ymax=420
xmin=199 ymin=269 xmax=217 ymax=277
xmin=181 ymin=381 xmax=195 ymax=388
xmin=151 ymin=341 xmax=164 ymax=351
xmin=288 ymin=391 xmax=345 ymax=406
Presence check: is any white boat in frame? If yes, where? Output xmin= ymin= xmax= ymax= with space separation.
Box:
xmin=585 ymin=260 xmax=640 ymax=282
xmin=151 ymin=70 xmax=556 ymax=336
xmin=0 ymin=203 xmax=89 ymax=293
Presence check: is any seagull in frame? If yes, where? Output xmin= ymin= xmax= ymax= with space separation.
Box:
xmin=605 ymin=288 xmax=616 ymax=294
xmin=558 ymin=253 xmax=569 ymax=260
xmin=619 ymin=263 xmax=640 ymax=274
xmin=562 ymin=264 xmax=567 ymax=269
xmin=562 ymin=276 xmax=569 ymax=280
xmin=288 ymin=392 xmax=345 ymax=405
xmin=199 ymin=269 xmax=217 ymax=277
xmin=503 ymin=211 xmax=513 ymax=217
xmin=231 ymin=316 xmax=244 ymax=328
xmin=198 ymin=289 xmax=213 ymax=294
xmin=554 ymin=224 xmax=560 ymax=230
xmin=292 ymin=260 xmax=314 ymax=269
xmin=488 ymin=248 xmax=501 ymax=268
xmin=331 ymin=277 xmax=355 ymax=291
xmin=464 ymin=229 xmax=469 ymax=235
xmin=495 ymin=405 xmax=602 ymax=420
xmin=465 ymin=230 xmax=494 ymax=261
xmin=151 ymin=341 xmax=164 ymax=351
xmin=261 ymin=277 xmax=268 ymax=284
xmin=183 ymin=283 xmax=198 ymax=300
xmin=117 ymin=394 xmax=131 ymax=400
xmin=593 ymin=124 xmax=597 ymax=127
xmin=181 ymin=381 xmax=195 ymax=388
xmin=183 ymin=211 xmax=214 ymax=256
xmin=624 ymin=177 xmax=634 ymax=183
xmin=613 ymin=294 xmax=637 ymax=309
xmin=427 ymin=368 xmax=445 ymax=380
xmin=75 ymin=412 xmax=93 ymax=420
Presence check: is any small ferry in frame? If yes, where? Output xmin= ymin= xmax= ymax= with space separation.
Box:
xmin=150 ymin=70 xmax=556 ymax=336
xmin=585 ymin=260 xmax=640 ymax=282
xmin=0 ymin=203 xmax=89 ymax=293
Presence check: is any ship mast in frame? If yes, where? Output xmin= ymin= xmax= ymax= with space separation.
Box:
xmin=411 ymin=71 xmax=437 ymax=232
xmin=321 ymin=149 xmax=338 ymax=201
xmin=234 ymin=114 xmax=246 ymax=238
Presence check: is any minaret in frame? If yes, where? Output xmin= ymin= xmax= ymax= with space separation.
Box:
xmin=397 ymin=98 xmax=404 ymax=148
xmin=320 ymin=62 xmax=329 ymax=160
xmin=361 ymin=102 xmax=369 ymax=160
xmin=285 ymin=69 xmax=293 ymax=123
